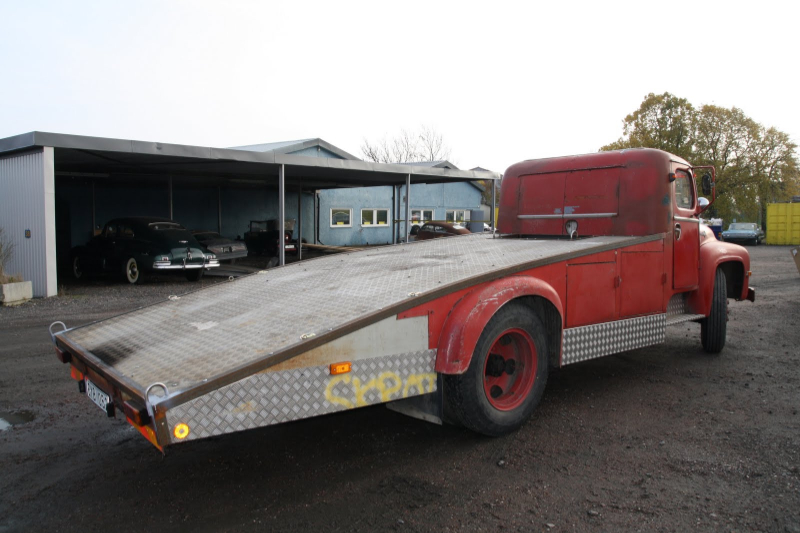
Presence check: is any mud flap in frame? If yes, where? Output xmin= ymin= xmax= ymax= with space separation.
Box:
xmin=386 ymin=375 xmax=445 ymax=425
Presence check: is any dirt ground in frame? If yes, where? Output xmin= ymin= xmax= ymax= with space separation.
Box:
xmin=1 ymin=245 xmax=798 ymax=533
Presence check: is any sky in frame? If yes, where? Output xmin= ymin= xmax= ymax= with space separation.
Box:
xmin=1 ymin=0 xmax=797 ymax=175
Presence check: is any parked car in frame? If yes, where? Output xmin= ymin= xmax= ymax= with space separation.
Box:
xmin=721 ymin=222 xmax=765 ymax=245
xmin=191 ymin=230 xmax=248 ymax=263
xmin=70 ymin=217 xmax=219 ymax=284
xmin=244 ymin=219 xmax=297 ymax=256
xmin=415 ymin=222 xmax=471 ymax=241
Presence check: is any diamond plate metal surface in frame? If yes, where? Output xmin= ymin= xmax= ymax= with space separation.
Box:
xmin=562 ymin=314 xmax=666 ymax=365
xmin=667 ymin=293 xmax=687 ymax=317
xmin=61 ymin=233 xmax=639 ymax=393
xmin=166 ymin=350 xmax=437 ymax=442
xmin=665 ymin=293 xmax=705 ymax=325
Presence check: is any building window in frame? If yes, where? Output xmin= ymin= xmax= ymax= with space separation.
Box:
xmin=411 ymin=209 xmax=434 ymax=228
xmin=446 ymin=210 xmax=471 ymax=224
xmin=361 ymin=208 xmax=389 ymax=226
xmin=330 ymin=208 xmax=352 ymax=227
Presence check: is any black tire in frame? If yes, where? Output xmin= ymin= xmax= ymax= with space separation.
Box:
xmin=444 ymin=302 xmax=548 ymax=436
xmin=72 ymin=255 xmax=84 ymax=280
xmin=186 ymin=268 xmax=204 ymax=282
xmin=123 ymin=257 xmax=141 ymax=285
xmin=701 ymin=268 xmax=727 ymax=353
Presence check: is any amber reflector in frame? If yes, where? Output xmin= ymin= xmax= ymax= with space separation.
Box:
xmin=330 ymin=362 xmax=352 ymax=375
xmin=173 ymin=423 xmax=190 ymax=440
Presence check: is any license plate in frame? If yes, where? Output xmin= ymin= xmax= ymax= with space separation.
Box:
xmin=285 ymin=244 xmax=296 ymax=250
xmin=85 ymin=378 xmax=112 ymax=414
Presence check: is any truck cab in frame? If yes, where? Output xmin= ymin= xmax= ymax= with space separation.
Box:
xmin=497 ymin=148 xmax=753 ymax=324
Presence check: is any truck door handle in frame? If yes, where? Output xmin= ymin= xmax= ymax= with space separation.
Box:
xmin=674 ymin=223 xmax=682 ymax=240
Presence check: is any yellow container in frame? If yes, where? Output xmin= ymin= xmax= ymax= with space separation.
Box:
xmin=766 ymin=203 xmax=800 ymax=245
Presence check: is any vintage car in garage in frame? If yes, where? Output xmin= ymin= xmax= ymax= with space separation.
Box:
xmin=721 ymin=222 xmax=765 ymax=245
xmin=414 ymin=221 xmax=471 ymax=241
xmin=243 ymin=219 xmax=297 ymax=256
xmin=70 ymin=217 xmax=219 ymax=284
xmin=191 ymin=230 xmax=248 ymax=263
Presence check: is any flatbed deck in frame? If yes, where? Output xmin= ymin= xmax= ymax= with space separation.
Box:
xmin=56 ymin=233 xmax=653 ymax=407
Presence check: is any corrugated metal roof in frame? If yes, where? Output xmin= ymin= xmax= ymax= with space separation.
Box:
xmin=229 ymin=138 xmax=360 ymax=161
xmin=229 ymin=139 xmax=316 ymax=152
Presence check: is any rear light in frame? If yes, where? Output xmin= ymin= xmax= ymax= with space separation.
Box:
xmin=70 ymin=366 xmax=84 ymax=382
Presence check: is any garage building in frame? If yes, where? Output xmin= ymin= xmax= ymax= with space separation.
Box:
xmin=0 ymin=131 xmax=499 ymax=297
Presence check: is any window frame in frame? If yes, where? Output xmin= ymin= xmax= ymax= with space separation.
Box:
xmin=445 ymin=209 xmax=471 ymax=224
xmin=411 ymin=209 xmax=434 ymax=227
xmin=330 ymin=208 xmax=353 ymax=228
xmin=360 ymin=208 xmax=390 ymax=227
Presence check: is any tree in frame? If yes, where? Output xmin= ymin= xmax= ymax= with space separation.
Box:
xmin=361 ymin=126 xmax=453 ymax=164
xmin=601 ymin=93 xmax=799 ymax=223
xmin=600 ymin=92 xmax=696 ymax=160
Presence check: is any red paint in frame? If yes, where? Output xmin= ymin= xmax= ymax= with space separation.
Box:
xmin=435 ymin=272 xmax=564 ymax=374
xmin=483 ymin=328 xmax=537 ymax=411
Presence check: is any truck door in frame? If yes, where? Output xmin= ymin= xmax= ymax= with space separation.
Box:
xmin=672 ymin=168 xmax=699 ymax=290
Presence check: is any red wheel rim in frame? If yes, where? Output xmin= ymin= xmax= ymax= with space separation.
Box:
xmin=482 ymin=328 xmax=537 ymax=411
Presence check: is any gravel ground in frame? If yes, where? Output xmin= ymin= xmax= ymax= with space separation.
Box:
xmin=0 ymin=245 xmax=798 ymax=533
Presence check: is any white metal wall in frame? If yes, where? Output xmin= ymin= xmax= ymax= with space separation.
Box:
xmin=0 ymin=147 xmax=57 ymax=297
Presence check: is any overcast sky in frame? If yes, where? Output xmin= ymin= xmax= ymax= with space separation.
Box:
xmin=1 ymin=1 xmax=796 ymax=174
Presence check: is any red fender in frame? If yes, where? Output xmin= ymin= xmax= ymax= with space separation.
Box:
xmin=435 ymin=276 xmax=563 ymax=374
xmin=689 ymin=240 xmax=751 ymax=315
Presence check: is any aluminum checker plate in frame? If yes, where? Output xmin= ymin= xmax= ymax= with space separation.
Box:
xmin=59 ymin=233 xmax=648 ymax=399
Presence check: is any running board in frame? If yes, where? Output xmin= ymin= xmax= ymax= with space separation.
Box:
xmin=666 ymin=313 xmax=705 ymax=326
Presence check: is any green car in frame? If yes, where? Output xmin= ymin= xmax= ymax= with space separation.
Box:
xmin=70 ymin=217 xmax=220 ymax=284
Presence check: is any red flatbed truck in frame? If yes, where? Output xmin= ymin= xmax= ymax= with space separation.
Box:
xmin=51 ymin=148 xmax=754 ymax=450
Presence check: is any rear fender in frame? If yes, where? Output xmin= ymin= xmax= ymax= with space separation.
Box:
xmin=688 ymin=241 xmax=751 ymax=315
xmin=435 ymin=276 xmax=563 ymax=374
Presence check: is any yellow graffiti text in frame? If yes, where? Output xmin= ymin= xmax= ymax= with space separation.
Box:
xmin=324 ymin=372 xmax=437 ymax=409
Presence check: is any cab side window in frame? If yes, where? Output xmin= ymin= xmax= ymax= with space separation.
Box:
xmin=674 ymin=170 xmax=694 ymax=209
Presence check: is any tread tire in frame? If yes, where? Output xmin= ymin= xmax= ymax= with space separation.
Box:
xmin=444 ymin=302 xmax=548 ymax=436
xmin=701 ymin=268 xmax=727 ymax=353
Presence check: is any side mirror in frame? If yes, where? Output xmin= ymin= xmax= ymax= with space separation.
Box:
xmin=697 ymin=196 xmax=710 ymax=214
xmin=701 ymin=173 xmax=712 ymax=196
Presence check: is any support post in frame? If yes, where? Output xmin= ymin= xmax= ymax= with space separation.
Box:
xmin=392 ymin=185 xmax=397 ymax=245
xmin=297 ymin=184 xmax=303 ymax=260
xmin=217 ymin=186 xmax=222 ymax=234
xmin=91 ymin=179 xmax=96 ymax=234
xmin=404 ymin=174 xmax=411 ymax=243
xmin=491 ymin=177 xmax=496 ymax=239
xmin=278 ymin=164 xmax=285 ymax=266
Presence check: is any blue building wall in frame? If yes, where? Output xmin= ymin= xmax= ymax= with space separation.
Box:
xmin=318 ymin=182 xmax=482 ymax=246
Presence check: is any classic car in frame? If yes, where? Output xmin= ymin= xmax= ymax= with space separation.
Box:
xmin=243 ymin=219 xmax=297 ymax=256
xmin=191 ymin=230 xmax=248 ymax=262
xmin=70 ymin=217 xmax=219 ymax=284
xmin=721 ymin=222 xmax=765 ymax=245
xmin=415 ymin=222 xmax=471 ymax=241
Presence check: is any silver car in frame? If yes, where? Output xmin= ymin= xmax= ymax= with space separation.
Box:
xmin=721 ymin=222 xmax=765 ymax=245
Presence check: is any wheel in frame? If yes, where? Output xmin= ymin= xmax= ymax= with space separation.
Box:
xmin=123 ymin=257 xmax=141 ymax=285
xmin=185 ymin=269 xmax=204 ymax=282
xmin=444 ymin=302 xmax=548 ymax=436
xmin=701 ymin=268 xmax=727 ymax=353
xmin=72 ymin=255 xmax=84 ymax=280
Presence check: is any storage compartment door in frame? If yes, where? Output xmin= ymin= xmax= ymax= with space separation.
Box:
xmin=566 ymin=262 xmax=617 ymax=328
xmin=620 ymin=251 xmax=664 ymax=317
